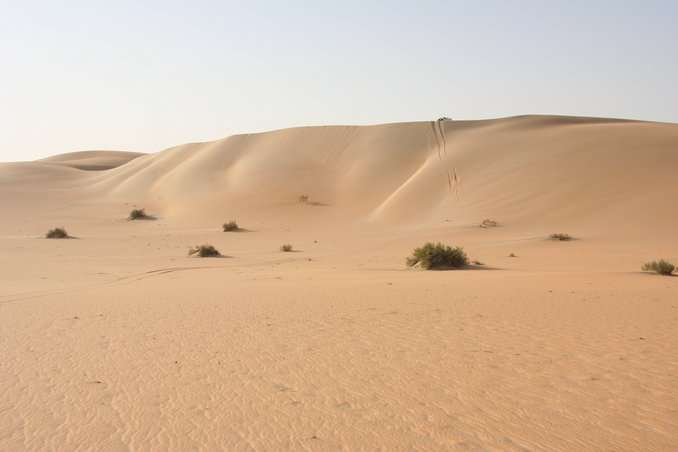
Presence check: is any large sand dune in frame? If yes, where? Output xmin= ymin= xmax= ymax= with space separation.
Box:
xmin=1 ymin=116 xmax=677 ymax=450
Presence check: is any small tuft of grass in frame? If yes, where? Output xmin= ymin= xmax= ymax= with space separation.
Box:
xmin=509 ymin=253 xmax=517 ymax=257
xmin=550 ymin=233 xmax=571 ymax=241
xmin=472 ymin=260 xmax=484 ymax=266
xmin=128 ymin=208 xmax=147 ymax=220
xmin=406 ymin=242 xmax=469 ymax=270
xmin=45 ymin=227 xmax=68 ymax=238
xmin=642 ymin=259 xmax=675 ymax=275
xmin=480 ymin=219 xmax=498 ymax=228
xmin=298 ymin=195 xmax=308 ymax=203
xmin=280 ymin=244 xmax=293 ymax=252
xmin=188 ymin=244 xmax=221 ymax=257
xmin=222 ymin=220 xmax=239 ymax=232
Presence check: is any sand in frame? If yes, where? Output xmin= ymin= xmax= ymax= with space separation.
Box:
xmin=1 ymin=115 xmax=676 ymax=451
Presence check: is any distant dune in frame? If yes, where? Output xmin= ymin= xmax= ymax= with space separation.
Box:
xmin=39 ymin=150 xmax=146 ymax=171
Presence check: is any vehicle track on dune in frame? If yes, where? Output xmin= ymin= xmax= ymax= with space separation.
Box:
xmin=350 ymin=121 xmax=462 ymax=254
xmin=432 ymin=120 xmax=460 ymax=204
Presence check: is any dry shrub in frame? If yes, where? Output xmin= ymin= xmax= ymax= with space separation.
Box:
xmin=45 ymin=227 xmax=68 ymax=238
xmin=642 ymin=260 xmax=675 ymax=275
xmin=406 ymin=242 xmax=469 ymax=270
xmin=223 ymin=220 xmax=238 ymax=231
xmin=188 ymin=244 xmax=221 ymax=257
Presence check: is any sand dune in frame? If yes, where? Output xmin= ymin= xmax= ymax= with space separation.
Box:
xmin=1 ymin=115 xmax=677 ymax=451
xmin=39 ymin=150 xmax=146 ymax=171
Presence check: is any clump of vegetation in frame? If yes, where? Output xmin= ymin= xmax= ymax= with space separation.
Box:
xmin=480 ymin=219 xmax=498 ymax=228
xmin=188 ymin=244 xmax=221 ymax=257
xmin=550 ymin=233 xmax=571 ymax=241
xmin=45 ymin=227 xmax=68 ymax=238
xmin=128 ymin=208 xmax=147 ymax=220
xmin=509 ymin=252 xmax=517 ymax=257
xmin=280 ymin=244 xmax=293 ymax=252
xmin=406 ymin=242 xmax=469 ymax=270
xmin=472 ymin=260 xmax=484 ymax=266
xmin=223 ymin=220 xmax=239 ymax=232
xmin=298 ymin=195 xmax=308 ymax=203
xmin=641 ymin=260 xmax=675 ymax=275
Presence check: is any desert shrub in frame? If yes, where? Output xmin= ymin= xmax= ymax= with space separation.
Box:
xmin=188 ymin=244 xmax=221 ymax=257
xmin=280 ymin=244 xmax=293 ymax=252
xmin=550 ymin=233 xmax=571 ymax=241
xmin=642 ymin=260 xmax=675 ymax=275
xmin=45 ymin=227 xmax=68 ymax=238
xmin=298 ymin=195 xmax=308 ymax=203
xmin=406 ymin=242 xmax=469 ymax=270
xmin=128 ymin=208 xmax=147 ymax=220
xmin=509 ymin=253 xmax=517 ymax=257
xmin=480 ymin=219 xmax=497 ymax=228
xmin=223 ymin=220 xmax=238 ymax=232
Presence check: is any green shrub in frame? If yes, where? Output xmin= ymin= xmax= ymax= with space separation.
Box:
xmin=480 ymin=219 xmax=497 ymax=228
xmin=642 ymin=260 xmax=675 ymax=275
xmin=45 ymin=227 xmax=68 ymax=238
xmin=188 ymin=244 xmax=221 ymax=257
xmin=280 ymin=244 xmax=293 ymax=252
xmin=298 ymin=195 xmax=308 ymax=203
xmin=223 ymin=220 xmax=238 ymax=232
xmin=128 ymin=208 xmax=147 ymax=220
xmin=406 ymin=242 xmax=469 ymax=270
xmin=550 ymin=233 xmax=571 ymax=241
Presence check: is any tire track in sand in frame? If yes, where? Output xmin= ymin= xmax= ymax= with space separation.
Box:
xmin=0 ymin=257 xmax=307 ymax=304
xmin=432 ymin=119 xmax=460 ymax=204
xmin=347 ymin=121 xmax=462 ymax=255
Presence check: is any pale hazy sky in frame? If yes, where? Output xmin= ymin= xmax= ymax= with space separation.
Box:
xmin=1 ymin=0 xmax=677 ymax=161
